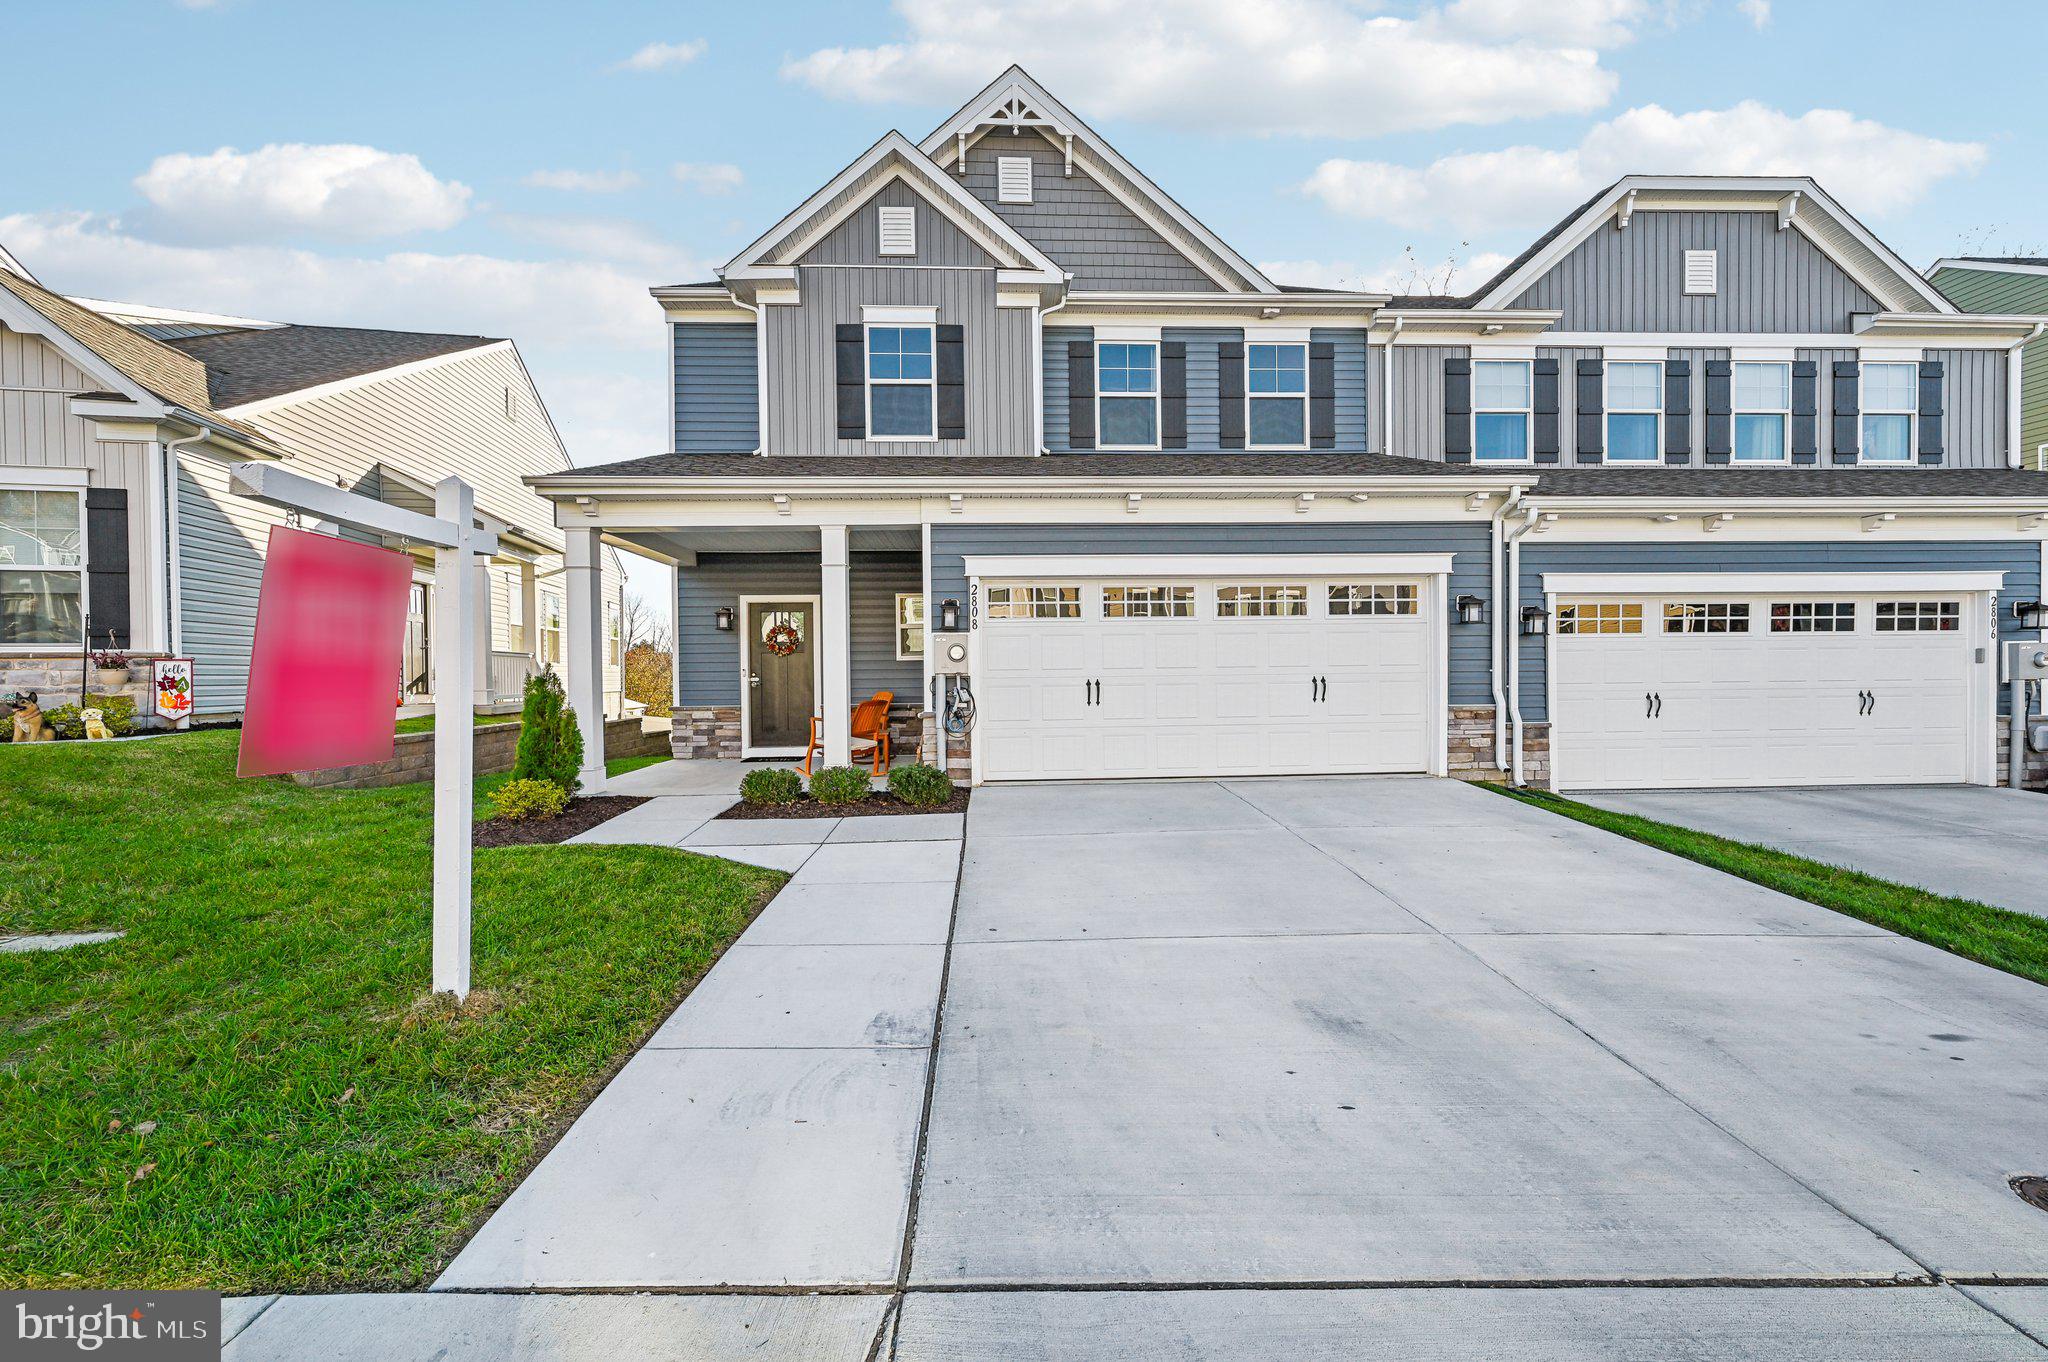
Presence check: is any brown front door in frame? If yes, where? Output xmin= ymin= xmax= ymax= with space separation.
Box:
xmin=747 ymin=601 xmax=816 ymax=748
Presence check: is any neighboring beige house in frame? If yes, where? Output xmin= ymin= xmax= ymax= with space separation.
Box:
xmin=0 ymin=247 xmax=626 ymax=724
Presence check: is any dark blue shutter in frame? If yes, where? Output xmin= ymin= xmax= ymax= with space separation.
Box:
xmin=1704 ymin=360 xmax=1732 ymax=464
xmin=1532 ymin=358 xmax=1560 ymax=463
xmin=1575 ymin=358 xmax=1604 ymax=464
xmin=1066 ymin=339 xmax=1095 ymax=450
xmin=1217 ymin=339 xmax=1246 ymax=448
xmin=1160 ymin=340 xmax=1188 ymax=449
xmin=85 ymin=488 xmax=130 ymax=651
xmin=1791 ymin=360 xmax=1818 ymax=465
xmin=1918 ymin=360 xmax=1944 ymax=464
xmin=1831 ymin=361 xmax=1860 ymax=464
xmin=834 ymin=324 xmax=865 ymax=440
xmin=1443 ymin=357 xmax=1471 ymax=463
xmin=1308 ymin=342 xmax=1337 ymax=449
xmin=1663 ymin=358 xmax=1691 ymax=464
xmin=935 ymin=324 xmax=965 ymax=441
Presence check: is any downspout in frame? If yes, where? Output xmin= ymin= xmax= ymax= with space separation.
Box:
xmin=2009 ymin=322 xmax=2044 ymax=469
xmin=1037 ymin=295 xmax=1069 ymax=455
xmin=1504 ymin=503 xmax=1543 ymax=786
xmin=728 ymin=295 xmax=766 ymax=456
xmin=1489 ymin=484 xmax=1527 ymax=771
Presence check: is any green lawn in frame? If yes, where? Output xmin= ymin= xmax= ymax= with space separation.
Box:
xmin=393 ymin=710 xmax=517 ymax=734
xmin=1491 ymin=785 xmax=2048 ymax=987
xmin=605 ymin=752 xmax=671 ymax=779
xmin=0 ymin=730 xmax=780 ymax=1292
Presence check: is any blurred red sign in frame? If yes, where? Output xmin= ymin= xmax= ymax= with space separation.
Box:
xmin=238 ymin=526 xmax=412 ymax=778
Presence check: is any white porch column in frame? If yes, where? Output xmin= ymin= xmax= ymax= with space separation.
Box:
xmin=564 ymin=526 xmax=608 ymax=791
xmin=820 ymin=524 xmax=853 ymax=767
xmin=471 ymin=557 xmax=494 ymax=707
xmin=431 ymin=478 xmax=476 ymax=998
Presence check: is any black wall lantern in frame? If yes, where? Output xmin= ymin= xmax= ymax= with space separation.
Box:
xmin=2014 ymin=599 xmax=2045 ymax=631
xmin=1521 ymin=605 xmax=1548 ymax=636
xmin=937 ymin=598 xmax=962 ymax=632
xmin=1455 ymin=594 xmax=1486 ymax=626
xmin=713 ymin=606 xmax=735 ymax=632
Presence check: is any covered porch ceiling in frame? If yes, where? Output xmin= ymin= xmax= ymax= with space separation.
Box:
xmin=608 ymin=524 xmax=920 ymax=563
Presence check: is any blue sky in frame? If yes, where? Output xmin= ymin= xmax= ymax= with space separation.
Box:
xmin=5 ymin=0 xmax=2043 ymax=618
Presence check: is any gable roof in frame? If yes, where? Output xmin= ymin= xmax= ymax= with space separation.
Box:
xmin=163 ymin=324 xmax=499 ymax=409
xmin=917 ymin=66 xmax=1274 ymax=294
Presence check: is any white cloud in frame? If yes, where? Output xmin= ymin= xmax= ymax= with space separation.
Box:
xmin=1257 ymin=251 xmax=1516 ymax=295
xmin=493 ymin=213 xmax=699 ymax=274
xmin=1300 ymin=102 xmax=1986 ymax=229
xmin=133 ymin=143 xmax=471 ymax=243
xmin=783 ymin=0 xmax=1636 ymax=137
xmin=521 ymin=168 xmax=642 ymax=193
xmin=671 ymin=162 xmax=744 ymax=195
xmin=614 ymin=39 xmax=706 ymax=72
xmin=1737 ymin=0 xmax=1770 ymax=28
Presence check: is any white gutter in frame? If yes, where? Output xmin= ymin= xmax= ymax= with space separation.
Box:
xmin=1504 ymin=503 xmax=1543 ymax=786
xmin=2009 ymin=322 xmax=2045 ymax=469
xmin=526 ymin=472 xmax=1528 ymax=498
xmin=1489 ymin=484 xmax=1528 ymax=770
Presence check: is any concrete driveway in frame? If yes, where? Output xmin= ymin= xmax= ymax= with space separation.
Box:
xmin=1578 ymin=785 xmax=2046 ymax=915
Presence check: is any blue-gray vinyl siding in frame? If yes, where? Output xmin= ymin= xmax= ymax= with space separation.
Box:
xmin=930 ymin=522 xmax=1496 ymax=706
xmin=672 ymin=323 xmax=758 ymax=453
xmin=1507 ymin=211 xmax=1885 ymax=332
xmin=1387 ymin=344 xmax=1466 ymax=460
xmin=1516 ymin=540 xmax=2041 ymax=720
xmin=676 ymin=552 xmax=923 ymax=709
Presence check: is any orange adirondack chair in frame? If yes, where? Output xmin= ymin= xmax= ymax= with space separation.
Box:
xmin=800 ymin=690 xmax=894 ymax=776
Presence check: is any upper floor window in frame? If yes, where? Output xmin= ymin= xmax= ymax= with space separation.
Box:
xmin=0 ymin=486 xmax=85 ymax=647
xmin=1733 ymin=361 xmax=1790 ymax=463
xmin=606 ymin=602 xmax=622 ymax=667
xmin=1473 ymin=359 xmax=1532 ymax=463
xmin=1097 ymin=342 xmax=1159 ymax=449
xmin=867 ymin=325 xmax=935 ymax=440
xmin=539 ymin=592 xmax=564 ymax=666
xmin=1604 ymin=361 xmax=1662 ymax=463
xmin=1247 ymin=343 xmax=1308 ymax=448
xmin=1860 ymin=362 xmax=1917 ymax=464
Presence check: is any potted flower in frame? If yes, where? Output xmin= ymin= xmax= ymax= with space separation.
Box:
xmin=91 ymin=650 xmax=131 ymax=688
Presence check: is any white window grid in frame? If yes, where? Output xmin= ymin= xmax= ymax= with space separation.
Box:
xmin=1664 ymin=602 xmax=1751 ymax=635
xmin=1556 ymin=602 xmax=1642 ymax=636
xmin=986 ymin=585 xmax=1081 ymax=620
xmin=606 ymin=603 xmax=622 ymax=666
xmin=1328 ymin=583 xmax=1417 ymax=617
xmin=1102 ymin=585 xmax=1194 ymax=618
xmin=1770 ymin=601 xmax=1856 ymax=633
xmin=0 ymin=485 xmax=87 ymax=648
xmin=1216 ymin=584 xmax=1308 ymax=618
xmin=1875 ymin=600 xmax=1960 ymax=633
xmin=1472 ymin=359 xmax=1533 ymax=463
xmin=895 ymin=592 xmax=925 ymax=659
xmin=1859 ymin=362 xmax=1918 ymax=464
xmin=1733 ymin=362 xmax=1792 ymax=463
xmin=1604 ymin=361 xmax=1663 ymax=463
xmin=1246 ymin=342 xmax=1309 ymax=449
xmin=865 ymin=323 xmax=936 ymax=442
xmin=1097 ymin=342 xmax=1160 ymax=451
xmin=539 ymin=592 xmax=564 ymax=666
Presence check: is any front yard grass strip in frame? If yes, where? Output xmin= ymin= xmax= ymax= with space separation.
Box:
xmin=0 ymin=729 xmax=784 ymax=1293
xmin=1489 ymin=784 xmax=2048 ymax=988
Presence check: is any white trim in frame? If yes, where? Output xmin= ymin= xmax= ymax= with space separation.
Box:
xmin=1857 ymin=359 xmax=1920 ymax=466
xmin=1243 ymin=324 xmax=1313 ymax=343
xmin=863 ymin=321 xmax=938 ymax=443
xmin=1245 ymin=337 xmax=1310 ymax=451
xmin=894 ymin=590 xmax=925 ymax=662
xmin=0 ymin=285 xmax=163 ymax=413
xmin=1515 ymin=330 xmax=2021 ymax=350
xmin=1731 ymin=358 xmax=1793 ymax=463
xmin=1601 ymin=344 xmax=1668 ymax=361
xmin=219 ymin=340 xmax=508 ymax=417
xmin=1541 ymin=570 xmax=2007 ymax=595
xmin=965 ymin=552 xmax=1457 ymax=579
xmin=70 ymin=296 xmax=282 ymax=330
xmin=1094 ymin=323 xmax=1163 ymax=342
xmin=1094 ymin=337 xmax=1161 ymax=451
xmin=1602 ymin=358 xmax=1662 ymax=464
xmin=737 ymin=593 xmax=824 ymax=758
xmin=1471 ymin=356 xmax=1535 ymax=465
xmin=0 ymin=476 xmax=89 ymax=653
xmin=0 ymin=466 xmax=88 ymax=488
xmin=862 ymin=304 xmax=939 ymax=324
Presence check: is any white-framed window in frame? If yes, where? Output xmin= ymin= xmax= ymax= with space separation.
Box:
xmin=1097 ymin=342 xmax=1159 ymax=449
xmin=606 ymin=602 xmax=622 ymax=666
xmin=506 ymin=572 xmax=527 ymax=653
xmin=539 ymin=592 xmax=564 ymax=666
xmin=1247 ymin=342 xmax=1308 ymax=448
xmin=1473 ymin=359 xmax=1532 ymax=463
xmin=878 ymin=205 xmax=916 ymax=256
xmin=1860 ymin=362 xmax=1918 ymax=464
xmin=867 ymin=324 xmax=935 ymax=440
xmin=1215 ymin=584 xmax=1308 ymax=618
xmin=1683 ymin=249 xmax=1718 ymax=295
xmin=0 ymin=486 xmax=85 ymax=647
xmin=986 ymin=585 xmax=1081 ymax=620
xmin=1875 ymin=600 xmax=1960 ymax=633
xmin=895 ymin=592 xmax=924 ymax=659
xmin=1733 ymin=361 xmax=1791 ymax=463
xmin=1328 ymin=583 xmax=1417 ymax=617
xmin=1604 ymin=361 xmax=1662 ymax=463
xmin=1664 ymin=602 xmax=1750 ymax=635
xmin=1555 ymin=602 xmax=1642 ymax=636
xmin=1770 ymin=601 xmax=1856 ymax=633
xmin=1102 ymin=585 xmax=1194 ymax=619
xmin=996 ymin=156 xmax=1033 ymax=204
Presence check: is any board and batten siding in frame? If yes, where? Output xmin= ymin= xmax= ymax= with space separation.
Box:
xmin=767 ymin=265 xmax=1035 ymax=456
xmin=1387 ymin=345 xmax=1466 ymax=460
xmin=677 ymin=552 xmax=923 ymax=709
xmin=929 ymin=522 xmax=1495 ymax=707
xmin=1515 ymin=540 xmax=2043 ymax=721
xmin=1932 ymin=348 xmax=2007 ymax=468
xmin=1932 ymin=266 xmax=2048 ymax=468
xmin=1507 ymin=212 xmax=1885 ymax=332
xmin=672 ymin=322 xmax=758 ymax=453
xmin=796 ymin=178 xmax=999 ymax=269
xmin=953 ymin=132 xmax=1221 ymax=291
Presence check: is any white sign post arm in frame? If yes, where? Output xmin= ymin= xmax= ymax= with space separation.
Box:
xmin=432 ymin=476 xmax=477 ymax=1000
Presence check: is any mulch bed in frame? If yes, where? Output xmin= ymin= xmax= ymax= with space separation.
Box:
xmin=474 ymin=795 xmax=649 ymax=848
xmin=717 ymin=786 xmax=971 ymax=820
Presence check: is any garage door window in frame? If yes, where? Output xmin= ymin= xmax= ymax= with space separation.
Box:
xmin=1216 ymin=584 xmax=1307 ymax=617
xmin=1102 ymin=585 xmax=1193 ymax=618
xmin=1770 ymin=601 xmax=1855 ymax=633
xmin=1556 ymin=603 xmax=1641 ymax=635
xmin=1875 ymin=600 xmax=1960 ymax=632
xmin=987 ymin=585 xmax=1081 ymax=620
xmin=1664 ymin=602 xmax=1750 ymax=634
xmin=1329 ymin=583 xmax=1417 ymax=617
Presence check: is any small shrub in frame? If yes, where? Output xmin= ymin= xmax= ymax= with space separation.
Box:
xmin=809 ymin=764 xmax=872 ymax=807
xmin=489 ymin=777 xmax=570 ymax=822
xmin=512 ymin=669 xmax=583 ymax=794
xmin=740 ymin=767 xmax=803 ymax=806
xmin=46 ymin=693 xmax=138 ymax=739
xmin=887 ymin=762 xmax=953 ymax=809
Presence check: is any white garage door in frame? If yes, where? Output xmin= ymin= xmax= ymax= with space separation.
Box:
xmin=975 ymin=576 xmax=1437 ymax=782
xmin=1552 ymin=592 xmax=1980 ymax=790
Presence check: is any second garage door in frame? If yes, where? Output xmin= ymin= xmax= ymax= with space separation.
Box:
xmin=974 ymin=576 xmax=1438 ymax=782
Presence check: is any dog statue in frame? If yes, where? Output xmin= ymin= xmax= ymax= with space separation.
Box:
xmin=8 ymin=691 xmax=55 ymax=743
xmin=81 ymin=707 xmax=111 ymax=741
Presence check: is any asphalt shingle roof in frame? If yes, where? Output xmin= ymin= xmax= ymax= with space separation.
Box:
xmin=164 ymin=325 xmax=498 ymax=409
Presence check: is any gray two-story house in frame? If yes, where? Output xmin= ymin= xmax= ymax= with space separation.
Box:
xmin=531 ymin=67 xmax=2048 ymax=793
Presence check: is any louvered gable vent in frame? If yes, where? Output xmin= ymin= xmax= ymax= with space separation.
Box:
xmin=997 ymin=156 xmax=1033 ymax=204
xmin=878 ymin=205 xmax=916 ymax=257
xmin=1683 ymin=249 xmax=1718 ymax=295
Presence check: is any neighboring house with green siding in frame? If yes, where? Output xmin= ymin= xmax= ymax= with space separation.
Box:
xmin=1928 ymin=258 xmax=2048 ymax=470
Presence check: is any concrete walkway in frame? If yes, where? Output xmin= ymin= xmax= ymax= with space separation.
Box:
xmin=1578 ymin=784 xmax=2048 ymax=914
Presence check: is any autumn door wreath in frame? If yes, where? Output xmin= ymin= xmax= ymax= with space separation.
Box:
xmin=763 ymin=620 xmax=803 ymax=656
